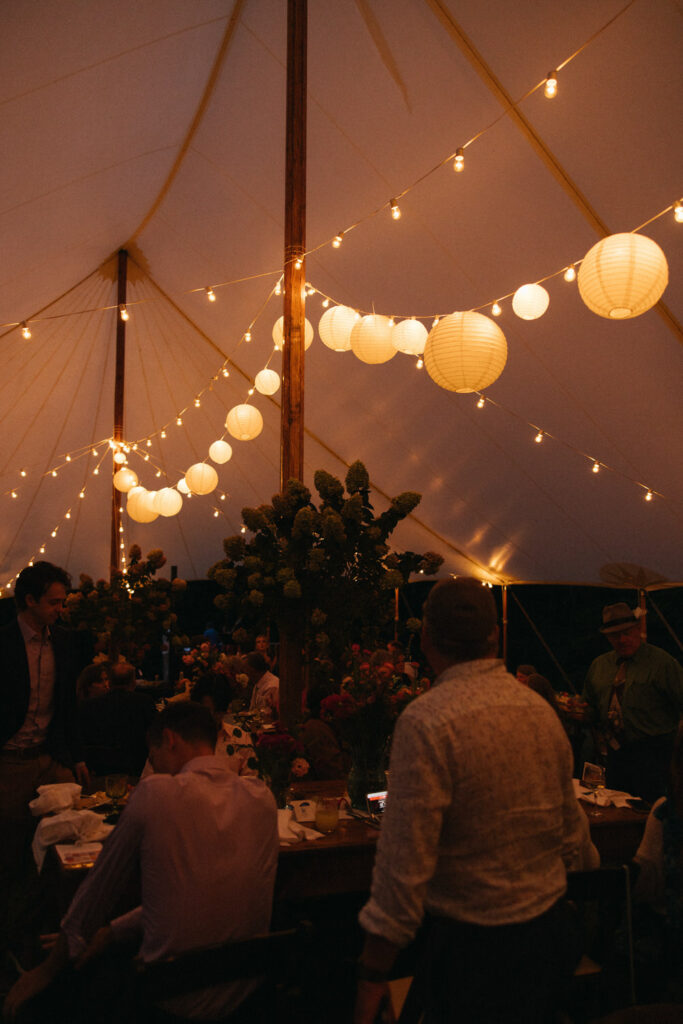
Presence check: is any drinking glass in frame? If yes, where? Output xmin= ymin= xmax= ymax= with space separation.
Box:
xmin=314 ymin=796 xmax=339 ymax=834
xmin=581 ymin=762 xmax=606 ymax=816
xmin=105 ymin=774 xmax=128 ymax=814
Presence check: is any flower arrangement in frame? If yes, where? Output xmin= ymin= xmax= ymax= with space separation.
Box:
xmin=181 ymin=642 xmax=231 ymax=683
xmin=252 ymin=727 xmax=309 ymax=807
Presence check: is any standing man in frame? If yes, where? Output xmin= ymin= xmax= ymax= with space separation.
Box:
xmin=0 ymin=562 xmax=88 ymax=949
xmin=355 ymin=578 xmax=597 ymax=1024
xmin=246 ymin=651 xmax=280 ymax=719
xmin=583 ymin=602 xmax=683 ymax=803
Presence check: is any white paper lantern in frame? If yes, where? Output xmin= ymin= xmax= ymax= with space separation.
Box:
xmin=424 ymin=311 xmax=507 ymax=393
xmin=272 ymin=316 xmax=313 ymax=351
xmin=153 ymin=487 xmax=183 ymax=517
xmin=392 ymin=318 xmax=428 ymax=355
xmin=578 ymin=232 xmax=668 ymax=319
xmin=225 ymin=404 xmax=263 ymax=441
xmin=127 ymin=488 xmax=159 ymax=523
xmin=177 ymin=478 xmax=191 ymax=495
xmin=185 ymin=463 xmax=218 ymax=495
xmin=254 ymin=368 xmax=281 ymax=395
xmin=209 ymin=440 xmax=233 ymax=464
xmin=113 ymin=467 xmax=139 ymax=493
xmin=318 ymin=305 xmax=358 ymax=351
xmin=512 ymin=283 xmax=550 ymax=320
xmin=113 ymin=451 xmax=127 ymax=465
xmin=350 ymin=315 xmax=397 ymax=364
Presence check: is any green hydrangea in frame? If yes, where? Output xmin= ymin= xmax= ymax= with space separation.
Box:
xmin=223 ymin=535 xmax=246 ymax=560
xmin=248 ymin=589 xmax=264 ymax=606
xmin=391 ymin=491 xmax=421 ymax=517
xmin=345 ymin=460 xmax=369 ymax=494
xmin=314 ymin=470 xmax=344 ymax=506
xmin=283 ymin=579 xmax=302 ymax=599
xmin=292 ymin=507 xmax=315 ymax=538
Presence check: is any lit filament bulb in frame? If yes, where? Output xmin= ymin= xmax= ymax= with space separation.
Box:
xmin=453 ymin=147 xmax=465 ymax=173
xmin=194 ymin=398 xmax=201 ymax=408
xmin=155 ymin=470 xmax=161 ymax=478
xmin=51 ymin=530 xmax=57 ymax=538
xmin=79 ymin=491 xmax=85 ymax=499
xmin=65 ymin=455 xmax=71 ymax=463
xmin=491 ymin=302 xmax=502 ymax=317
xmin=244 ymin=331 xmax=252 ymax=342
xmin=674 ymin=200 xmax=683 ymax=224
xmin=592 ymin=461 xmax=600 ymax=474
xmin=119 ymin=525 xmax=124 ymax=533
xmin=21 ymin=322 xmax=32 ymax=340
xmin=222 ymin=368 xmax=229 ymax=378
xmin=274 ymin=281 xmax=282 ymax=296
xmin=65 ymin=511 xmax=71 ymax=519
xmin=321 ymin=298 xmax=330 ymax=308
xmin=20 ymin=469 xmax=27 ymax=477
xmin=564 ymin=265 xmax=576 ymax=282
xmin=534 ymin=431 xmax=544 ymax=444
xmin=390 ymin=199 xmax=401 ymax=220
xmin=51 ymin=470 xmax=57 ymax=478
xmin=477 ymin=396 xmax=485 ymax=409
xmin=248 ymin=387 xmax=255 ymax=396
xmin=40 ymin=546 xmax=45 ymax=554
xmin=544 ymin=71 xmax=558 ymax=99
xmin=240 ymin=525 xmax=246 ymax=534
xmin=119 ymin=304 xmax=129 ymax=322
xmin=416 ymin=358 xmax=423 ymax=370
xmin=220 ymin=494 xmax=226 ymax=501
xmin=432 ymin=316 xmax=440 ymax=328
xmin=332 ymin=233 xmax=344 ymax=249
xmin=161 ymin=429 xmax=167 ymax=438
xmin=11 ymin=491 xmax=17 ymax=499
xmin=176 ymin=417 xmax=182 ymax=426
xmin=93 ymin=467 xmax=99 ymax=475
xmin=206 ymin=286 xmax=216 ymax=302
xmin=146 ymin=439 xmax=152 ymax=447
xmin=294 ymin=258 xmax=302 ymax=270
xmin=213 ymin=510 xmax=219 ymax=518
xmin=645 ymin=490 xmax=653 ymax=502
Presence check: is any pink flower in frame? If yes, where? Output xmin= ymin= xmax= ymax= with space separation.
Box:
xmin=291 ymin=757 xmax=309 ymax=778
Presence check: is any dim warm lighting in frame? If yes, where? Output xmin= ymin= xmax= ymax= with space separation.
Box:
xmin=294 ymin=258 xmax=302 ymax=270
xmin=645 ymin=489 xmax=653 ymax=502
xmin=592 ymin=461 xmax=600 ymax=474
xmin=321 ymin=298 xmax=330 ymax=308
xmin=673 ymin=200 xmax=683 ymax=223
xmin=21 ymin=322 xmax=31 ymax=340
xmin=119 ymin=305 xmax=129 ymax=322
xmin=390 ymin=199 xmax=401 ymax=220
xmin=194 ymin=398 xmax=201 ymax=407
xmin=176 ymin=417 xmax=182 ymax=426
xmin=20 ymin=469 xmax=26 ymax=477
xmin=491 ymin=302 xmax=502 ymax=317
xmin=113 ymin=451 xmax=126 ymax=465
xmin=512 ymin=283 xmax=550 ymax=320
xmin=564 ymin=265 xmax=576 ymax=282
xmin=205 ymin=287 xmax=216 ymax=302
xmin=274 ymin=280 xmax=282 ymax=296
xmin=477 ymin=396 xmax=485 ymax=409
xmin=544 ymin=71 xmax=558 ymax=99
xmin=416 ymin=358 xmax=423 ymax=369
xmin=578 ymin=233 xmax=668 ymax=319
xmin=453 ymin=147 xmax=465 ymax=172
xmin=534 ymin=431 xmax=544 ymax=444
xmin=332 ymin=233 xmax=344 ymax=249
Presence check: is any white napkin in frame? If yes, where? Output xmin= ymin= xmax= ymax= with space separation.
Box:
xmin=32 ymin=809 xmax=114 ymax=870
xmin=574 ymin=779 xmax=635 ymax=808
xmin=277 ymin=808 xmax=321 ymax=845
xmin=29 ymin=783 xmax=82 ymax=817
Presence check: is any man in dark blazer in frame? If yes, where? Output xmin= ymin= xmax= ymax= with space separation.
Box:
xmin=0 ymin=561 xmax=88 ymax=951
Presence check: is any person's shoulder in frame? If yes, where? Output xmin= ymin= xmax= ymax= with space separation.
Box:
xmin=643 ymin=643 xmax=681 ymax=668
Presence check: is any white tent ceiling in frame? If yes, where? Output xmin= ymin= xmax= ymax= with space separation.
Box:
xmin=0 ymin=0 xmax=681 ymax=589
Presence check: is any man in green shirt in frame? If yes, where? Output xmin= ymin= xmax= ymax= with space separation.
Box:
xmin=583 ymin=602 xmax=683 ymax=802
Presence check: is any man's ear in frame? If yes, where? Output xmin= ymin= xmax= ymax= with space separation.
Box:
xmin=162 ymin=727 xmax=178 ymax=751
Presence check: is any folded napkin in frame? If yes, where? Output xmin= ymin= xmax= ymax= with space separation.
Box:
xmin=574 ymin=779 xmax=635 ymax=808
xmin=32 ymin=809 xmax=114 ymax=871
xmin=29 ymin=783 xmax=82 ymax=817
xmin=277 ymin=808 xmax=322 ymax=845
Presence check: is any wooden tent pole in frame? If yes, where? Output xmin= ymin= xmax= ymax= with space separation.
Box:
xmin=110 ymin=248 xmax=127 ymax=577
xmin=278 ymin=0 xmax=307 ymax=727
xmin=501 ymin=584 xmax=508 ymax=668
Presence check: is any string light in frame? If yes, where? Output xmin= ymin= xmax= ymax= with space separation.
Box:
xmin=161 ymin=429 xmax=167 ymax=438
xmin=10 ymin=491 xmax=17 ymax=499
xmin=491 ymin=302 xmax=502 ymax=317
xmin=274 ymin=281 xmax=282 ymax=296
xmin=674 ymin=200 xmax=683 ymax=223
xmin=79 ymin=491 xmax=85 ymax=499
xmin=563 ymin=265 xmax=576 ymax=282
xmin=222 ymin=368 xmax=229 ymax=378
xmin=194 ymin=398 xmax=201 ymax=407
xmin=477 ymin=396 xmax=485 ymax=409
xmin=453 ymin=147 xmax=465 ymax=173
xmin=51 ymin=470 xmax=57 ymax=477
xmin=416 ymin=358 xmax=423 ymax=369
xmin=176 ymin=417 xmax=182 ymax=426
xmin=390 ymin=199 xmax=401 ymax=220
xmin=294 ymin=258 xmax=302 ymax=270
xmin=119 ymin=304 xmax=129 ymax=322
xmin=240 ymin=524 xmax=247 ymax=534
xmin=644 ymin=489 xmax=653 ymax=502
xmin=332 ymin=233 xmax=344 ymax=249
xmin=205 ymin=287 xmax=216 ymax=302
xmin=146 ymin=439 xmax=152 ymax=447
xmin=65 ymin=511 xmax=71 ymax=519
xmin=592 ymin=461 xmax=600 ymax=474
xmin=321 ymin=298 xmax=330 ymax=308
xmin=544 ymin=71 xmax=558 ymax=99
xmin=244 ymin=331 xmax=252 ymax=342
xmin=65 ymin=455 xmax=71 ymax=462
xmin=93 ymin=467 xmax=99 ymax=475
xmin=534 ymin=431 xmax=544 ymax=444
xmin=21 ymin=322 xmax=32 ymax=340
xmin=20 ymin=469 xmax=26 ymax=477
xmin=432 ymin=317 xmax=440 ymax=328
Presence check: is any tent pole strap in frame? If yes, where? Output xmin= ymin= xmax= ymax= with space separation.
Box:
xmin=110 ymin=248 xmax=127 ymax=577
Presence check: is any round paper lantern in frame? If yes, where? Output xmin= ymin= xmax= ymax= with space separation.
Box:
xmin=512 ymin=283 xmax=550 ymax=320
xmin=424 ymin=311 xmax=507 ymax=393
xmin=153 ymin=487 xmax=183 ymax=517
xmin=177 ymin=478 xmax=191 ymax=495
xmin=392 ymin=318 xmax=428 ymax=356
xmin=209 ymin=440 xmax=233 ymax=465
xmin=225 ymin=404 xmax=263 ymax=441
xmin=254 ymin=368 xmax=280 ymax=395
xmin=350 ymin=315 xmax=397 ymax=364
xmin=272 ymin=316 xmax=313 ymax=351
xmin=113 ymin=451 xmax=127 ymax=465
xmin=185 ymin=463 xmax=218 ymax=496
xmin=113 ymin=467 xmax=139 ymax=493
xmin=318 ymin=305 xmax=358 ymax=351
xmin=126 ymin=488 xmax=159 ymax=523
xmin=578 ymin=232 xmax=668 ymax=319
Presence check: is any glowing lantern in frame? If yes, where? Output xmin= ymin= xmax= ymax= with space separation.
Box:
xmin=272 ymin=316 xmax=313 ymax=351
xmin=226 ymin=404 xmax=263 ymax=441
xmin=185 ymin=463 xmax=218 ymax=495
xmin=318 ymin=305 xmax=357 ymax=351
xmin=424 ymin=311 xmax=507 ymax=393
xmin=578 ymin=233 xmax=668 ymax=319
xmin=127 ymin=488 xmax=159 ymax=523
xmin=254 ymin=369 xmax=280 ymax=395
xmin=209 ymin=440 xmax=233 ymax=464
xmin=512 ymin=284 xmax=550 ymax=320
xmin=113 ymin=467 xmax=138 ymax=493
xmin=153 ymin=488 xmax=183 ymax=517
xmin=350 ymin=315 xmax=397 ymax=364
xmin=392 ymin=319 xmax=428 ymax=355
xmin=177 ymin=478 xmax=191 ymax=495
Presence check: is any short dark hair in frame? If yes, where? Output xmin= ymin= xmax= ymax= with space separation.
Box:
xmin=423 ymin=578 xmax=498 ymax=662
xmin=246 ymin=651 xmax=268 ymax=674
xmin=14 ymin=562 xmax=71 ymax=611
xmin=111 ymin=662 xmax=136 ymax=689
xmin=191 ymin=673 xmax=232 ymax=714
xmin=526 ymin=674 xmax=560 ymax=717
xmin=148 ymin=702 xmax=217 ymax=750
xmin=516 ymin=664 xmax=537 ymax=678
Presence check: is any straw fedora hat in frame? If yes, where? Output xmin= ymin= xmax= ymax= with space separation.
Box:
xmin=599 ymin=602 xmax=646 ymax=635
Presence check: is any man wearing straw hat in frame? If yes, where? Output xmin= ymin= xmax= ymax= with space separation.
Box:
xmin=583 ymin=602 xmax=683 ymax=803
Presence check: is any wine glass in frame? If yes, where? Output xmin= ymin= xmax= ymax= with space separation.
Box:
xmin=105 ymin=774 xmax=128 ymax=818
xmin=581 ymin=762 xmax=606 ymax=816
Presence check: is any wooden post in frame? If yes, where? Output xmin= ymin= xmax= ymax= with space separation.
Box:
xmin=278 ymin=0 xmax=307 ymax=727
xmin=110 ymin=249 xmax=127 ymax=576
xmin=502 ymin=584 xmax=508 ymax=668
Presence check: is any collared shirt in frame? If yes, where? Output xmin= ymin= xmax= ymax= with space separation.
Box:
xmin=4 ymin=616 xmax=56 ymax=748
xmin=583 ymin=642 xmax=683 ymax=743
xmin=360 ymin=659 xmax=597 ymax=948
xmin=249 ymin=670 xmax=279 ymax=715
xmin=61 ymin=755 xmax=278 ymax=1019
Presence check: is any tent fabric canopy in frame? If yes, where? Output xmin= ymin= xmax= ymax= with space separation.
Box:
xmin=1 ymin=0 xmax=681 ymax=589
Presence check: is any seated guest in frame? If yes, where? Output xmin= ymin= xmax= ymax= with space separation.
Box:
xmin=254 ymin=634 xmax=277 ymax=673
xmin=246 ymin=652 xmax=279 ymax=720
xmin=4 ymin=703 xmax=279 ymax=1022
xmin=76 ymin=662 xmax=112 ymax=702
xmin=192 ymin=672 xmax=257 ymax=776
xmin=78 ymin=661 xmax=155 ymax=776
xmin=515 ymin=663 xmax=537 ymax=685
xmin=525 ymin=673 xmax=562 ymax=717
xmin=301 ymin=685 xmax=351 ymax=780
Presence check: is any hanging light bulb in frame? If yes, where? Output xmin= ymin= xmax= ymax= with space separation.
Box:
xmin=51 ymin=470 xmax=57 ymax=477
xmin=176 ymin=416 xmax=182 ymax=426
xmin=20 ymin=469 xmax=27 ymax=477
xmin=321 ymin=297 xmax=330 ymax=308
xmin=644 ymin=489 xmax=653 ymax=502
xmin=592 ymin=461 xmax=600 ymax=474
xmin=674 ymin=200 xmax=683 ymax=223
xmin=66 ymin=455 xmax=72 ymax=462
xmin=332 ymin=233 xmax=344 ymax=249
xmin=477 ymin=396 xmax=485 ymax=409
xmin=79 ymin=491 xmax=85 ymax=499
xmin=222 ymin=368 xmax=229 ymax=378
xmin=119 ymin=304 xmax=130 ymax=322
xmin=544 ymin=71 xmax=558 ymax=99
xmin=205 ymin=286 xmax=216 ymax=302
xmin=161 ymin=429 xmax=167 ymax=438
xmin=453 ymin=147 xmax=465 ymax=173
xmin=416 ymin=357 xmax=423 ymax=369
xmin=244 ymin=331 xmax=252 ymax=342
xmin=564 ymin=265 xmax=576 ymax=282
xmin=39 ymin=546 xmax=45 ymax=554
xmin=10 ymin=491 xmax=17 ymax=499
xmin=274 ymin=280 xmax=282 ymax=296
xmin=432 ymin=316 xmax=440 ymax=328
xmin=21 ymin=322 xmax=32 ymax=340
xmin=113 ymin=451 xmax=127 ymax=465
xmin=294 ymin=257 xmax=302 ymax=270
xmin=146 ymin=439 xmax=152 ymax=447
xmin=194 ymin=398 xmax=201 ymax=408
xmin=65 ymin=511 xmax=71 ymax=519
xmin=390 ymin=199 xmax=401 ymax=220
xmin=491 ymin=302 xmax=502 ymax=317
xmin=534 ymin=431 xmax=544 ymax=444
